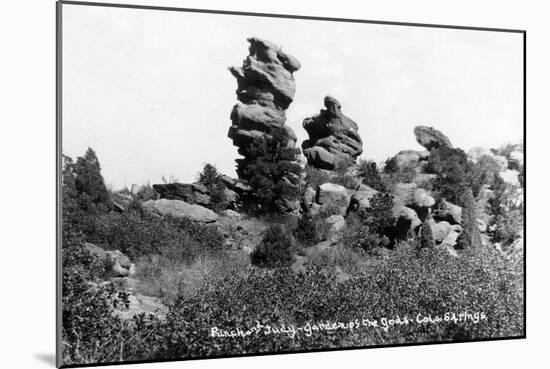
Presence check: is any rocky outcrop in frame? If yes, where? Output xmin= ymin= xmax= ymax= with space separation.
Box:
xmin=143 ymin=199 xmax=218 ymax=223
xmin=84 ymin=242 xmax=134 ymax=278
xmin=414 ymin=126 xmax=452 ymax=151
xmin=153 ymin=183 xmax=211 ymax=207
xmin=302 ymin=96 xmax=363 ymax=170
xmin=348 ymin=185 xmax=379 ymax=212
xmin=316 ymin=183 xmax=353 ymax=216
xmin=130 ymin=184 xmax=158 ymax=201
xmin=228 ymin=37 xmax=300 ymax=164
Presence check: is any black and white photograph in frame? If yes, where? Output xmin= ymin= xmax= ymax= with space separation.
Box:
xmin=57 ymin=1 xmax=525 ymax=367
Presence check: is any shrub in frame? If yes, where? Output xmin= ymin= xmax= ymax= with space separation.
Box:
xmin=487 ymin=174 xmax=523 ymax=247
xmin=250 ymin=224 xmax=295 ymax=268
xmin=356 ymin=192 xmax=395 ymax=236
xmin=237 ymin=128 xmax=302 ymax=214
xmin=333 ymin=156 xmax=355 ymax=176
xmin=293 ymin=213 xmax=322 ymax=247
xmin=358 ymin=160 xmax=387 ymax=192
xmin=342 ymin=217 xmax=390 ymax=254
xmin=81 ymin=212 xmax=223 ymax=263
xmin=383 ymin=157 xmax=417 ymax=184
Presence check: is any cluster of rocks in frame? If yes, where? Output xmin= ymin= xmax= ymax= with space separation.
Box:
xmin=228 ymin=37 xmax=300 ymax=172
xmin=302 ymin=96 xmax=363 ymax=170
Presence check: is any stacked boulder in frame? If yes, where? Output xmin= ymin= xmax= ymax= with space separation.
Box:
xmin=228 ymin=37 xmax=301 ymax=167
xmin=413 ymin=125 xmax=453 ymax=151
xmin=302 ymin=96 xmax=363 ymax=170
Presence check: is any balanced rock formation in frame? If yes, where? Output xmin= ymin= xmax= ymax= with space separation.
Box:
xmin=414 ymin=126 xmax=453 ymax=151
xmin=302 ymin=96 xmax=363 ymax=170
xmin=228 ymin=37 xmax=300 ymax=166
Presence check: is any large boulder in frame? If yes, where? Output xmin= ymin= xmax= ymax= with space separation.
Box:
xmin=391 ymin=149 xmax=430 ymax=170
xmin=143 ymin=199 xmax=218 ymax=223
xmin=228 ymin=37 xmax=300 ymax=163
xmin=390 ymin=201 xmax=422 ymax=239
xmin=428 ymin=219 xmax=452 ymax=243
xmin=348 ymin=185 xmax=379 ymax=212
xmin=433 ymin=199 xmax=462 ymax=225
xmin=302 ymin=96 xmax=363 ymax=170
xmin=441 ymin=224 xmax=462 ymax=248
xmin=84 ymin=242 xmax=134 ymax=278
xmin=316 ymin=183 xmax=353 ymax=216
xmin=500 ymin=169 xmax=520 ymax=186
xmin=414 ymin=126 xmax=453 ymax=151
xmin=392 ymin=182 xmax=435 ymax=221
xmin=509 ymin=150 xmax=524 ymax=170
xmin=153 ymin=183 xmax=211 ymax=207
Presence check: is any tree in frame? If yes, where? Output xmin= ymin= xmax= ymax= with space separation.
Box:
xmin=456 ymin=188 xmax=482 ymax=250
xmin=237 ymin=128 xmax=302 ymax=214
xmin=358 ymin=192 xmax=394 ymax=236
xmin=197 ymin=163 xmax=227 ymax=213
xmin=426 ymin=146 xmax=477 ymax=205
xmin=73 ymin=147 xmax=113 ymax=214
xmin=419 ymin=218 xmax=435 ymax=249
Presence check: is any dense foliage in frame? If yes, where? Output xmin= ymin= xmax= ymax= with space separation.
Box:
xmin=419 ymin=219 xmax=435 ymax=249
xmin=456 ymin=189 xmax=482 ymax=250
xmin=237 ymin=129 xmax=302 ymax=214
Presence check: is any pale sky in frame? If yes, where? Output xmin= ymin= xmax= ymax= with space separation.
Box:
xmin=62 ymin=4 xmax=523 ymax=189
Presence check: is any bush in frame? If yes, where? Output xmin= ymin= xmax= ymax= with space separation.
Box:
xmin=250 ymin=224 xmax=295 ymax=268
xmin=293 ymin=213 xmax=322 ymax=247
xmin=383 ymin=157 xmax=417 ymax=185
xmin=343 ymin=215 xmax=390 ymax=254
xmin=81 ymin=212 xmax=223 ymax=263
xmin=356 ymin=192 xmax=395 ymax=236
xmin=304 ymin=166 xmax=331 ymax=190
xmin=358 ymin=160 xmax=387 ymax=192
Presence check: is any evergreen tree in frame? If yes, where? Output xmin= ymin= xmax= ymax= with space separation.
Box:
xmin=73 ymin=147 xmax=112 ymax=214
xmin=237 ymin=128 xmax=302 ymax=214
xmin=456 ymin=188 xmax=481 ymax=250
xmin=197 ymin=163 xmax=227 ymax=212
xmin=419 ymin=218 xmax=435 ymax=249
xmin=358 ymin=160 xmax=387 ymax=192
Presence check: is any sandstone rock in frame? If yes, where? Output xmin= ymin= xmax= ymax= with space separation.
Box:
xmin=325 ymin=214 xmax=346 ymax=240
xmin=392 ymin=183 xmax=435 ymax=221
xmin=414 ymin=126 xmax=453 ymax=151
xmin=428 ymin=219 xmax=452 ymax=243
xmin=391 ymin=150 xmax=430 ymax=170
xmin=390 ymin=202 xmax=422 ymax=238
xmin=84 ymin=242 xmax=133 ymax=278
xmin=153 ymin=183 xmax=211 ymax=207
xmin=433 ymin=199 xmax=462 ymax=225
xmin=302 ymin=96 xmax=363 ymax=170
xmin=228 ymin=37 xmax=300 ymax=166
xmin=316 ymin=183 xmax=353 ymax=215
xmin=143 ymin=199 xmax=218 ymax=223
xmin=441 ymin=224 xmax=462 ymax=248
xmin=348 ymin=185 xmax=379 ymax=211
xmin=500 ymin=169 xmax=520 ymax=186
xmin=221 ymin=209 xmax=241 ymax=219
xmin=468 ymin=147 xmax=508 ymax=171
